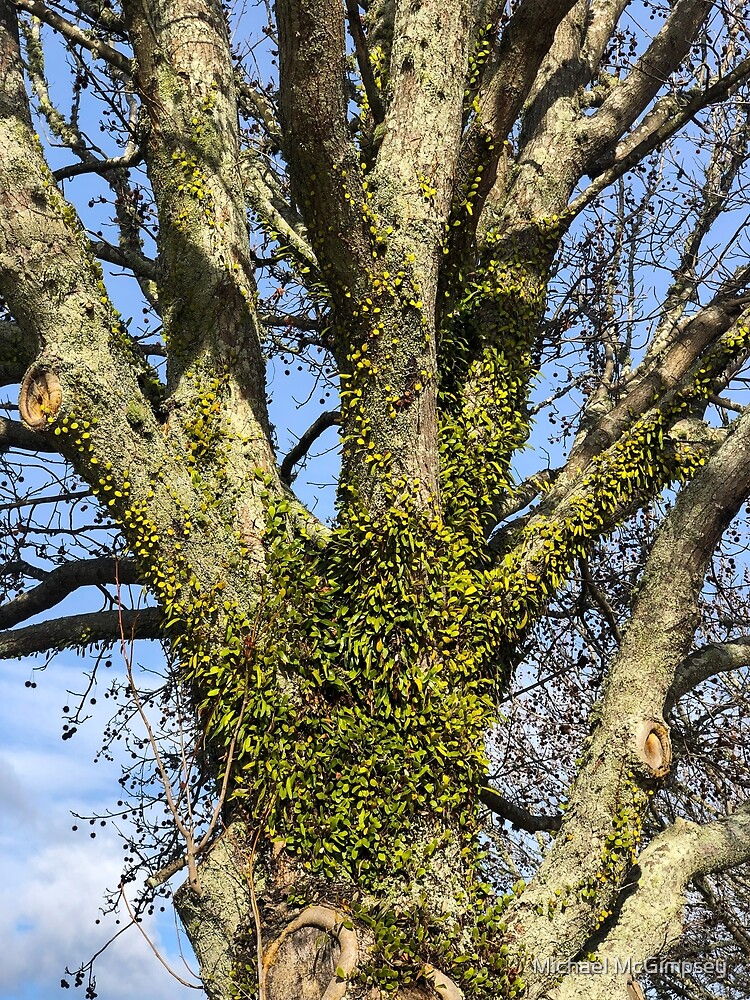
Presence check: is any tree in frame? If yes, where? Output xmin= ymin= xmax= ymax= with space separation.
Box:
xmin=2 ymin=0 xmax=750 ymax=996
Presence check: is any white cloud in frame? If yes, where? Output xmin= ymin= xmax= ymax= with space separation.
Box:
xmin=0 ymin=835 xmax=199 ymax=1000
xmin=0 ymin=657 xmax=203 ymax=1000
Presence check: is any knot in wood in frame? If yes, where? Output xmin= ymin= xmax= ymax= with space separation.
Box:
xmin=19 ymin=365 xmax=62 ymax=430
xmin=635 ymin=718 xmax=671 ymax=778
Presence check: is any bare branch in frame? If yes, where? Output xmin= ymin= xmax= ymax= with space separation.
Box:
xmin=279 ymin=410 xmax=340 ymax=484
xmin=480 ymin=784 xmax=562 ymax=833
xmin=692 ymin=874 xmax=750 ymax=959
xmin=505 ymin=403 xmax=750 ymax=993
xmin=666 ymin=637 xmax=750 ymax=712
xmin=0 ymin=414 xmax=56 ymax=452
xmin=145 ymin=853 xmax=188 ymax=889
xmin=53 ymin=146 xmax=143 ymax=181
xmin=580 ymin=0 xmax=711 ymax=166
xmin=119 ymin=885 xmax=202 ymax=989
xmin=11 ymin=0 xmax=131 ymax=72
xmin=21 ymin=16 xmax=157 ymax=310
xmin=240 ymin=155 xmax=318 ymax=272
xmin=90 ymin=240 xmax=157 ymax=281
xmin=0 ymin=556 xmax=140 ymax=629
xmin=235 ymin=77 xmax=284 ymax=150
xmin=580 ymin=557 xmax=623 ymax=644
xmin=553 ymin=808 xmax=750 ymax=1000
xmin=260 ymin=311 xmax=320 ymax=333
xmin=0 ymin=607 xmax=162 ymax=658
xmin=572 ymin=56 xmax=750 ymax=215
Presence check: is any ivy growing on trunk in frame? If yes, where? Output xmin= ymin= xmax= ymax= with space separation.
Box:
xmin=2 ymin=0 xmax=750 ymax=998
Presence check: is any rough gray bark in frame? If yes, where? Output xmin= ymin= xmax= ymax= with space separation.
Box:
xmin=553 ymin=807 xmax=750 ymax=1000
xmin=504 ymin=403 xmax=750 ymax=999
xmin=2 ymin=0 xmax=750 ymax=998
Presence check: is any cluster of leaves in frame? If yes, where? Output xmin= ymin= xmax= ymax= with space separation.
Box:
xmin=438 ymin=229 xmax=547 ymax=540
xmin=355 ymin=891 xmax=525 ymax=997
xmin=198 ymin=486 xmax=498 ymax=884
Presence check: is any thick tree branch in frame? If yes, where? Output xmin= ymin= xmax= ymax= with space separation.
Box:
xmin=666 ymin=637 xmax=750 ymax=712
xmin=377 ymin=0 xmax=471 ymax=209
xmin=275 ymin=0 xmax=370 ymax=286
xmin=240 ymin=154 xmax=318 ymax=273
xmin=485 ymin=0 xmax=580 ymax=139
xmin=0 ymin=413 xmax=57 ymax=452
xmin=74 ymin=0 xmax=126 ymax=35
xmin=562 ymin=302 xmax=750 ymax=484
xmin=553 ymin=808 xmax=750 ymax=1000
xmin=480 ymin=785 xmax=562 ymax=833
xmin=10 ymin=0 xmax=131 ymax=72
xmin=90 ymin=240 xmax=157 ymax=281
xmin=1 ymin=558 xmax=46 ymax=581
xmin=123 ymin=0 xmax=277 ymax=489
xmin=475 ymin=2 xmax=595 ymax=243
xmin=572 ymin=55 xmax=750 ymax=215
xmin=0 ymin=556 xmax=140 ymax=629
xmin=0 ymin=0 xmax=268 ymax=656
xmin=638 ymin=258 xmax=750 ymax=385
xmin=53 ymin=147 xmax=143 ymax=181
xmin=579 ymin=0 xmax=630 ymax=76
xmin=458 ymin=0 xmax=579 ymax=217
xmin=0 ymin=607 xmax=163 ymax=658
xmin=489 ymin=468 xmax=560 ymax=532
xmin=279 ymin=409 xmax=340 ymax=484
xmin=235 ymin=77 xmax=284 ymax=151
xmin=505 ymin=403 xmax=750 ymax=999
xmin=579 ymin=0 xmax=711 ymax=166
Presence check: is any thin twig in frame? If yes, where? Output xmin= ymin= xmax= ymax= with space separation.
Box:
xmin=579 ymin=557 xmax=623 ymax=644
xmin=114 ymin=564 xmax=201 ymax=891
xmin=119 ymin=884 xmax=202 ymax=989
xmin=249 ymin=822 xmax=267 ymax=1000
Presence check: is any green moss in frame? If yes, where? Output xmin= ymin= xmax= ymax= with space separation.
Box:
xmin=125 ymin=397 xmax=151 ymax=429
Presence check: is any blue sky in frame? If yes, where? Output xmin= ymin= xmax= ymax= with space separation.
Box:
xmin=2 ymin=4 xmax=745 ymax=998
xmin=0 ymin=652 xmax=199 ymax=1000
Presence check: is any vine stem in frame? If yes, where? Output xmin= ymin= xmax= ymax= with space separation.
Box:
xmin=248 ymin=820 xmax=267 ymax=1000
xmin=263 ymin=905 xmax=358 ymax=1000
